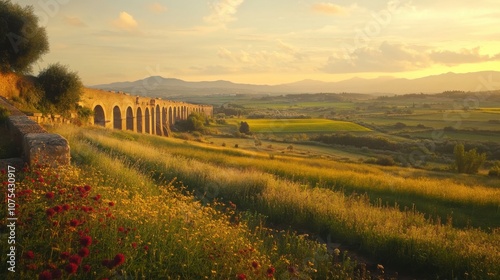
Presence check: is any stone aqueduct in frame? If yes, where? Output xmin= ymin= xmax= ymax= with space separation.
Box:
xmin=81 ymin=89 xmax=213 ymax=136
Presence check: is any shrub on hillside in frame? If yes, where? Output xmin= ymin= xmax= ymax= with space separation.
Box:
xmin=175 ymin=112 xmax=208 ymax=133
xmin=37 ymin=63 xmax=83 ymax=113
xmin=453 ymin=143 xmax=486 ymax=174
xmin=375 ymin=155 xmax=396 ymax=166
xmin=488 ymin=161 xmax=500 ymax=177
xmin=239 ymin=121 xmax=250 ymax=134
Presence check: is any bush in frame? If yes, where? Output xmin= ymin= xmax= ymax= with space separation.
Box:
xmin=489 ymin=162 xmax=500 ymax=177
xmin=37 ymin=63 xmax=83 ymax=113
xmin=239 ymin=121 xmax=250 ymax=134
xmin=453 ymin=143 xmax=486 ymax=174
xmin=375 ymin=155 xmax=396 ymax=166
xmin=0 ymin=1 xmax=49 ymax=73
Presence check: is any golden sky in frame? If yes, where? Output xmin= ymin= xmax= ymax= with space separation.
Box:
xmin=17 ymin=0 xmax=500 ymax=85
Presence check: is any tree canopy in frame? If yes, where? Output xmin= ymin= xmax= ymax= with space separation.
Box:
xmin=0 ymin=0 xmax=49 ymax=73
xmin=37 ymin=63 xmax=83 ymax=113
xmin=239 ymin=121 xmax=250 ymax=134
xmin=453 ymin=143 xmax=486 ymax=174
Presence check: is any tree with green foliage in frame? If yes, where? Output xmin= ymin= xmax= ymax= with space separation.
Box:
xmin=186 ymin=112 xmax=206 ymax=132
xmin=239 ymin=121 xmax=250 ymax=134
xmin=0 ymin=0 xmax=49 ymax=73
xmin=489 ymin=161 xmax=500 ymax=177
xmin=453 ymin=143 xmax=486 ymax=174
xmin=37 ymin=63 xmax=83 ymax=113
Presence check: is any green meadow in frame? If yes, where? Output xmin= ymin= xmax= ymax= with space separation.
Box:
xmin=227 ymin=119 xmax=370 ymax=133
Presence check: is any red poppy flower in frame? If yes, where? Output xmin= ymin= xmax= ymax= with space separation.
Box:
xmin=237 ymin=273 xmax=247 ymax=280
xmin=113 ymin=253 xmax=125 ymax=266
xmin=62 ymin=204 xmax=70 ymax=211
xmin=45 ymin=192 xmax=55 ymax=199
xmin=53 ymin=205 xmax=63 ymax=213
xmin=108 ymin=201 xmax=115 ymax=206
xmin=143 ymin=245 xmax=149 ymax=251
xmin=267 ymin=266 xmax=275 ymax=277
xmin=84 ymin=185 xmax=91 ymax=191
xmin=131 ymin=242 xmax=137 ymax=249
xmin=70 ymin=219 xmax=80 ymax=227
xmin=78 ymin=247 xmax=90 ymax=258
xmin=65 ymin=263 xmax=78 ymax=274
xmin=24 ymin=250 xmax=35 ymax=259
xmin=80 ymin=236 xmax=92 ymax=247
xmin=93 ymin=194 xmax=101 ymax=201
xmin=69 ymin=254 xmax=82 ymax=265
xmin=46 ymin=208 xmax=56 ymax=217
xmin=38 ymin=270 xmax=52 ymax=280
xmin=252 ymin=261 xmax=259 ymax=269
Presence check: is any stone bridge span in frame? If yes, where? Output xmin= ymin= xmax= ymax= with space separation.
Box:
xmin=81 ymin=89 xmax=213 ymax=136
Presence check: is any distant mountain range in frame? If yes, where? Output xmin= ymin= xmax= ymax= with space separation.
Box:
xmin=90 ymin=71 xmax=500 ymax=98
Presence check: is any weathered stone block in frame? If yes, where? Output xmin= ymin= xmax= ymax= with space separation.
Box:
xmin=23 ymin=133 xmax=70 ymax=166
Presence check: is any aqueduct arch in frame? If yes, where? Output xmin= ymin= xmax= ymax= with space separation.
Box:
xmin=93 ymin=105 xmax=105 ymax=127
xmin=145 ymin=108 xmax=151 ymax=134
xmin=126 ymin=107 xmax=134 ymax=131
xmin=81 ymin=89 xmax=213 ymax=137
xmin=137 ymin=107 xmax=143 ymax=133
xmin=113 ymin=106 xmax=122 ymax=130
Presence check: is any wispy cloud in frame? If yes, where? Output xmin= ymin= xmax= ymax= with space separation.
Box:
xmin=322 ymin=42 xmax=500 ymax=73
xmin=322 ymin=42 xmax=430 ymax=73
xmin=430 ymin=47 xmax=500 ymax=65
xmin=113 ymin=12 xmax=138 ymax=30
xmin=204 ymin=0 xmax=245 ymax=25
xmin=311 ymin=2 xmax=356 ymax=16
xmin=63 ymin=16 xmax=87 ymax=27
xmin=149 ymin=3 xmax=168 ymax=14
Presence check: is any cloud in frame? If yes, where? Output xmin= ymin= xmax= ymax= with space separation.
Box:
xmin=149 ymin=3 xmax=168 ymax=14
xmin=63 ymin=16 xmax=87 ymax=27
xmin=312 ymin=2 xmax=356 ymax=15
xmin=204 ymin=0 xmax=244 ymax=25
xmin=113 ymin=12 xmax=138 ymax=30
xmin=430 ymin=47 xmax=500 ymax=65
xmin=322 ymin=42 xmax=430 ymax=73
xmin=322 ymin=42 xmax=500 ymax=73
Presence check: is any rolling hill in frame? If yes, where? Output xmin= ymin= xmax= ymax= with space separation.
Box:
xmin=89 ymin=71 xmax=500 ymax=97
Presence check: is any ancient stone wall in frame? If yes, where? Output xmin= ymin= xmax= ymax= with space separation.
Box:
xmin=0 ymin=97 xmax=70 ymax=167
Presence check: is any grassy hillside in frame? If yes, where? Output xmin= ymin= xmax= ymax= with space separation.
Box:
xmin=61 ymin=127 xmax=500 ymax=277
xmin=2 ymin=124 xmax=499 ymax=279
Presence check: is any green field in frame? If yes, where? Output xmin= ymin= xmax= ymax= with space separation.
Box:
xmin=228 ymin=119 xmax=371 ymax=133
